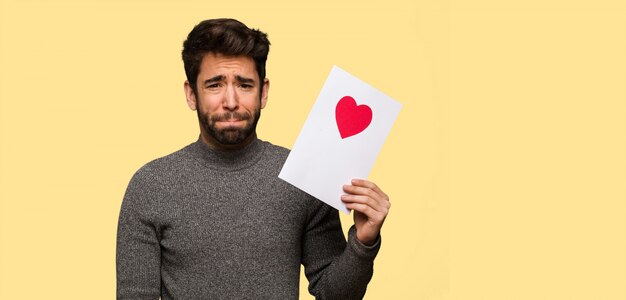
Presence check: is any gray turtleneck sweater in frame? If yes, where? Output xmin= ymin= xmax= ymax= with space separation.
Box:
xmin=116 ymin=137 xmax=381 ymax=299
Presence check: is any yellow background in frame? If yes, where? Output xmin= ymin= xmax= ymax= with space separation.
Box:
xmin=1 ymin=0 xmax=624 ymax=299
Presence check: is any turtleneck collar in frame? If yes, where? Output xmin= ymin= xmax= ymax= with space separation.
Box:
xmin=190 ymin=135 xmax=265 ymax=172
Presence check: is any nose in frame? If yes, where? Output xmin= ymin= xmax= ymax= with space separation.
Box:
xmin=222 ymin=84 xmax=239 ymax=111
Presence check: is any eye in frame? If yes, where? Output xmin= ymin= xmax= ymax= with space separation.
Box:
xmin=239 ymin=84 xmax=253 ymax=89
xmin=206 ymin=83 xmax=221 ymax=89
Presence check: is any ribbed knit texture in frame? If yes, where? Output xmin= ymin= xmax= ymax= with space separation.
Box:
xmin=116 ymin=137 xmax=381 ymax=299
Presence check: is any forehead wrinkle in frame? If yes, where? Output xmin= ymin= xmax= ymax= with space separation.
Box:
xmin=197 ymin=53 xmax=258 ymax=83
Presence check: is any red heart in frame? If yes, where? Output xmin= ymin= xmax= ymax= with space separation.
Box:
xmin=335 ymin=96 xmax=373 ymax=139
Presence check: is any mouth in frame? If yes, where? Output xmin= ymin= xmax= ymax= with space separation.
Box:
xmin=215 ymin=119 xmax=246 ymax=127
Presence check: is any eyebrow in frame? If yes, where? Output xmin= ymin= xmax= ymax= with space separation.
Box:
xmin=202 ymin=75 xmax=256 ymax=86
xmin=203 ymin=75 xmax=225 ymax=86
xmin=235 ymin=75 xmax=256 ymax=84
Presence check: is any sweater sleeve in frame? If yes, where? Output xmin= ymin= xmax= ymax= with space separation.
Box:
xmin=302 ymin=200 xmax=381 ymax=299
xmin=116 ymin=171 xmax=161 ymax=300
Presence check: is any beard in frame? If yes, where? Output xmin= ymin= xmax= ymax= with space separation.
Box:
xmin=196 ymin=104 xmax=261 ymax=146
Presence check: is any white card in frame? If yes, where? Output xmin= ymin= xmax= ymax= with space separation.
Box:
xmin=279 ymin=66 xmax=402 ymax=213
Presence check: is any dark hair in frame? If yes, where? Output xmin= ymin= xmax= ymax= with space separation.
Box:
xmin=182 ymin=18 xmax=270 ymax=94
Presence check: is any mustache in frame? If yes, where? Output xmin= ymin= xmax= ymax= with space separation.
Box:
xmin=209 ymin=111 xmax=251 ymax=122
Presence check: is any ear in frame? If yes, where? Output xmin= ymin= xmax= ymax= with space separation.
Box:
xmin=260 ymin=78 xmax=270 ymax=109
xmin=184 ymin=80 xmax=197 ymax=111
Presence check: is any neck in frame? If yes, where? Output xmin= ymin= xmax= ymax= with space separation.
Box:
xmin=191 ymin=133 xmax=264 ymax=172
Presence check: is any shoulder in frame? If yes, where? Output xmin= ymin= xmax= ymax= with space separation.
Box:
xmin=255 ymin=139 xmax=324 ymax=212
xmin=259 ymin=139 xmax=291 ymax=161
xmin=121 ymin=144 xmax=195 ymax=220
xmin=128 ymin=142 xmax=196 ymax=186
xmin=254 ymin=139 xmax=296 ymax=175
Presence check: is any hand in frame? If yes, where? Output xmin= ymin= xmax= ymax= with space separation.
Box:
xmin=341 ymin=179 xmax=390 ymax=246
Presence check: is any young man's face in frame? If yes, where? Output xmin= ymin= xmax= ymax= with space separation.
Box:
xmin=184 ymin=53 xmax=269 ymax=150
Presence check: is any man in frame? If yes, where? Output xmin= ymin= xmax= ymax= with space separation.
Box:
xmin=116 ymin=18 xmax=390 ymax=299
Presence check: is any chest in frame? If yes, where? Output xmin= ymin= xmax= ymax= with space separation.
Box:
xmin=155 ymin=173 xmax=309 ymax=265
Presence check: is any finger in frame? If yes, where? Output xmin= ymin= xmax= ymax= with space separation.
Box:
xmin=345 ymin=188 xmax=390 ymax=211
xmin=344 ymin=182 xmax=389 ymax=201
xmin=343 ymin=185 xmax=385 ymax=204
xmin=350 ymin=179 xmax=389 ymax=200
xmin=341 ymin=194 xmax=386 ymax=213
xmin=344 ymin=202 xmax=387 ymax=223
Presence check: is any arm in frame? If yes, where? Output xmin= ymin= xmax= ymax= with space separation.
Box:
xmin=302 ymin=203 xmax=382 ymax=299
xmin=302 ymin=179 xmax=389 ymax=299
xmin=116 ymin=172 xmax=161 ymax=300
